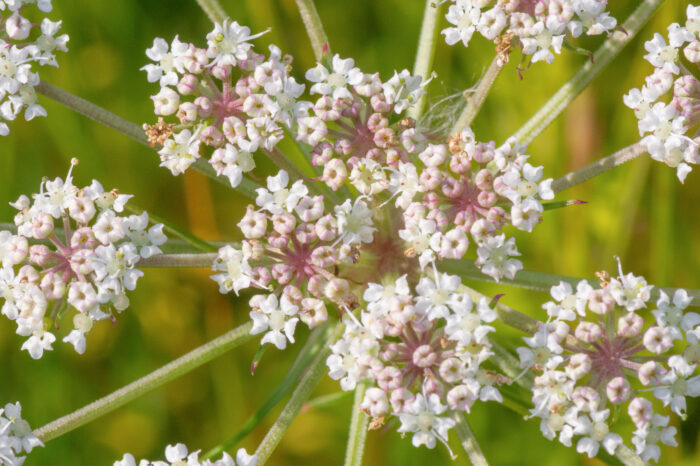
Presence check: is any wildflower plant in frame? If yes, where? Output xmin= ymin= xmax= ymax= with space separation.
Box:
xmin=1 ymin=0 xmax=699 ymax=465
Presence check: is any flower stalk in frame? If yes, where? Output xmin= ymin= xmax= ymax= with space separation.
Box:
xmin=450 ymin=56 xmax=503 ymax=136
xmin=194 ymin=0 xmax=227 ymax=24
xmin=408 ymin=0 xmax=442 ymax=120
xmin=452 ymin=412 xmax=489 ymax=466
xmin=33 ymin=322 xmax=254 ymax=442
xmin=343 ymin=381 xmax=369 ymax=466
xmin=295 ymin=0 xmax=329 ymax=61
xmin=512 ymin=0 xmax=665 ymax=145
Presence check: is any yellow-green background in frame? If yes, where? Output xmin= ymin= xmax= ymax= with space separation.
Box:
xmin=1 ymin=1 xmax=698 ymax=464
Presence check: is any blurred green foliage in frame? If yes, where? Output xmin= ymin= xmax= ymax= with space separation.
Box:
xmin=0 ymin=1 xmax=699 ymax=465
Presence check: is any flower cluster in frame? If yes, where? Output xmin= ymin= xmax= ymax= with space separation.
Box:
xmin=623 ymin=5 xmax=700 ymax=182
xmin=0 ymin=159 xmax=166 ymax=358
xmin=0 ymin=0 xmax=69 ymax=135
xmin=114 ymin=444 xmax=257 ymax=466
xmin=0 ymin=401 xmax=42 ymax=466
xmin=211 ymin=170 xmax=370 ymax=349
xmin=142 ymin=20 xmax=305 ymax=188
xmin=394 ymin=129 xmax=553 ymax=281
xmin=441 ymin=0 xmax=617 ymax=65
xmin=518 ymin=262 xmax=699 ymax=462
xmin=327 ymin=272 xmax=507 ymax=450
xmin=296 ymin=54 xmax=426 ymax=192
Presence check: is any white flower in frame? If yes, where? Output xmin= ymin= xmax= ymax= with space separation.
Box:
xmin=397 ymin=393 xmax=456 ymax=449
xmin=249 ymin=294 xmax=299 ymax=350
xmin=158 ymin=129 xmax=202 ymax=176
xmin=255 ymin=170 xmax=308 ymax=214
xmin=475 ymin=234 xmax=522 ymax=281
xmin=206 ymin=20 xmax=268 ymax=67
xmin=141 ymin=36 xmax=186 ymax=86
xmin=334 ymin=198 xmax=376 ymax=245
xmin=211 ymin=245 xmax=253 ymax=295
xmin=305 ymin=54 xmax=363 ymax=100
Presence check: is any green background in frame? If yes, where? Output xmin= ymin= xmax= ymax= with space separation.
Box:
xmin=0 ymin=1 xmax=699 ymax=464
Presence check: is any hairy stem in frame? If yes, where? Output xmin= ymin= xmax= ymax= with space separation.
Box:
xmin=512 ymin=0 xmax=664 ymax=145
xmin=343 ymin=381 xmax=369 ymax=466
xmin=450 ymin=56 xmax=503 ymax=136
xmin=407 ymin=0 xmax=442 ymax=120
xmin=295 ymin=0 xmax=329 ymax=61
xmin=194 ymin=0 xmax=227 ymax=24
xmin=254 ymin=323 xmax=343 ymax=464
xmin=139 ymin=253 xmax=218 ymax=267
xmin=453 ymin=412 xmax=489 ymax=466
xmin=552 ymin=142 xmax=647 ymax=193
xmin=36 ymin=80 xmax=262 ymax=199
xmin=33 ymin=322 xmax=254 ymax=442
xmin=36 ymin=80 xmax=148 ymax=145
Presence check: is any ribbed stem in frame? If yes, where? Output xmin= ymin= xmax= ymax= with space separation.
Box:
xmin=194 ymin=0 xmax=227 ymax=23
xmin=295 ymin=0 xmax=329 ymax=61
xmin=343 ymin=381 xmax=369 ymax=466
xmin=450 ymin=56 xmax=503 ymax=136
xmin=552 ymin=142 xmax=647 ymax=193
xmin=33 ymin=322 xmax=254 ymax=442
xmin=407 ymin=0 xmax=442 ymax=120
xmin=453 ymin=412 xmax=489 ymax=466
xmin=139 ymin=253 xmax=217 ymax=268
xmin=512 ymin=0 xmax=664 ymax=145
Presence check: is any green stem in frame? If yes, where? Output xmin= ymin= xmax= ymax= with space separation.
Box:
xmin=511 ymin=0 xmax=664 ymax=146
xmin=343 ymin=381 xmax=369 ymax=466
xmin=551 ymin=142 xmax=646 ymax=193
xmin=254 ymin=323 xmax=343 ymax=464
xmin=37 ymin=80 xmax=262 ymax=199
xmin=36 ymin=80 xmax=148 ymax=145
xmin=407 ymin=0 xmax=442 ymax=120
xmin=194 ymin=0 xmax=227 ymax=24
xmin=202 ymin=326 xmax=327 ymax=460
xmin=295 ymin=0 xmax=329 ymax=61
xmin=302 ymin=391 xmax=352 ymax=412
xmin=450 ymin=56 xmax=503 ymax=136
xmin=452 ymin=412 xmax=488 ymax=466
xmin=138 ymin=253 xmax=217 ymax=268
xmin=33 ymin=322 xmax=254 ymax=442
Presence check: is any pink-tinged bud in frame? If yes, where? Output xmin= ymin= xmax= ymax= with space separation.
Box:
xmin=311 ymin=246 xmax=335 ymax=268
xmin=486 ymin=207 xmax=507 ymax=229
xmin=222 ymin=116 xmax=246 ymax=144
xmin=606 ymin=377 xmax=631 ymax=404
xmin=199 ymin=125 xmax=223 ymax=147
xmin=385 ymin=148 xmax=401 ymax=165
xmin=307 ymin=275 xmax=326 ymax=298
xmin=447 ymin=385 xmax=475 ymax=411
xmin=589 ymin=289 xmax=615 ymax=315
xmin=211 ymin=63 xmax=231 ymax=80
xmin=422 ymin=192 xmax=440 ymax=211
xmin=295 ymin=196 xmax=324 ymax=223
xmin=370 ymin=93 xmax=390 ymax=113
xmin=252 ymin=266 xmax=272 ymax=288
xmin=322 ymin=159 xmax=348 ymax=191
xmin=18 ymin=264 xmax=40 ymax=284
xmin=70 ymin=227 xmax=98 ymax=250
xmin=373 ymin=127 xmax=396 ymax=149
xmin=235 ymin=76 xmax=253 ymax=98
xmin=367 ymin=113 xmax=388 ymax=132
xmin=628 ymin=397 xmax=653 ymax=429
xmin=314 ymin=214 xmax=338 ymax=241
xmin=361 ymin=388 xmax=389 ymax=417
xmin=565 ymin=353 xmax=592 ymax=381
xmin=70 ymin=249 xmax=94 ymax=276
xmin=390 ymin=388 xmax=414 ymax=413
xmin=194 ymin=96 xmax=213 ymax=117
xmin=412 ymin=344 xmax=437 ymax=368
xmin=29 ymin=245 xmax=51 ymax=267
xmin=571 ymin=385 xmax=600 ymax=412
xmin=470 ymin=218 xmax=494 ymax=240
xmin=449 ymin=153 xmax=471 ymax=174
xmin=440 ymin=358 xmax=463 ymax=384
xmin=177 ymin=102 xmax=199 ymax=124
xmin=295 ymin=223 xmax=317 ymax=244
xmin=268 ymin=234 xmax=288 ymax=250
xmin=152 ymin=87 xmax=180 ymax=116
xmin=638 ymin=360 xmax=665 ymax=386
xmin=324 ymin=277 xmax=349 ymax=300
xmin=477 ymin=190 xmax=498 ymax=208
xmin=472 ymin=141 xmax=496 ymax=163
xmin=441 ymin=176 xmax=461 ymax=198
xmin=271 ymin=263 xmax=293 ymax=284
xmin=238 ymin=207 xmax=268 ymax=239
xmin=423 ymin=377 xmax=443 ymax=397
xmin=643 ymin=325 xmax=673 ymax=354
xmin=40 ymin=272 xmax=67 ymax=300
xmin=270 ymin=213 xmax=295 ymax=236
xmin=5 ymin=235 xmax=29 ymax=265
xmin=574 ymin=321 xmax=602 ymax=343
xmin=475 ymin=169 xmax=494 ymax=190
xmin=31 ymin=212 xmax=54 ymax=239
xmin=684 ymin=39 xmax=700 ymax=63
xmin=377 ymin=366 xmax=402 ymax=391
xmin=300 ymin=297 xmax=328 ymax=328
xmin=6 ymin=12 xmax=31 ymax=40
xmin=333 ymin=138 xmax=352 ymax=156
xmin=283 ymin=284 xmax=303 ymax=303
xmin=674 ymin=74 xmax=700 ymax=98
xmin=177 ymin=74 xmax=199 ymax=95
xmin=617 ymin=311 xmax=644 ymax=337
xmin=492 ymin=175 xmax=508 ymax=195
xmin=66 ymin=197 xmax=96 ymax=225
xmin=419 ymin=144 xmax=447 ymax=167
xmin=453 ymin=210 xmax=477 ymax=231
